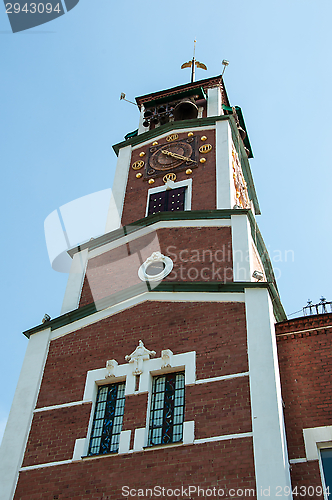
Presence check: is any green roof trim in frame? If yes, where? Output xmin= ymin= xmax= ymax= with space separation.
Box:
xmin=23 ymin=280 xmax=285 ymax=339
xmin=124 ymin=129 xmax=138 ymax=140
xmin=68 ymin=209 xmax=233 ymax=257
xmin=112 ymin=115 xmax=228 ymax=156
xmin=222 ymin=105 xmax=254 ymax=158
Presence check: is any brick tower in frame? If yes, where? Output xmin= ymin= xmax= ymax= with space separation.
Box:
xmin=0 ymin=75 xmax=293 ymax=500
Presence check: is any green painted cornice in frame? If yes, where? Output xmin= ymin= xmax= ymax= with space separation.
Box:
xmin=68 ymin=209 xmax=235 ymax=257
xmin=23 ymin=280 xmax=286 ymax=339
xmin=112 ymin=115 xmax=229 ymax=156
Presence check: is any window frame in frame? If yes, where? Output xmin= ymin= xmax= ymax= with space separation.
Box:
xmin=147 ymin=371 xmax=185 ymax=447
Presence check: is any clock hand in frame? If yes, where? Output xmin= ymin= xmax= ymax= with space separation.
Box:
xmin=161 ymin=150 xmax=196 ymax=163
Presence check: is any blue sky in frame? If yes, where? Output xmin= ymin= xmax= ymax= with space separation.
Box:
xmin=1 ymin=0 xmax=332 ymax=442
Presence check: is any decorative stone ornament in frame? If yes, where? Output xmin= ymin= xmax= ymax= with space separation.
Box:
xmin=105 ymin=359 xmax=118 ymax=379
xmin=138 ymin=251 xmax=173 ymax=282
xmin=125 ymin=340 xmax=156 ymax=375
xmin=161 ymin=349 xmax=173 ymax=368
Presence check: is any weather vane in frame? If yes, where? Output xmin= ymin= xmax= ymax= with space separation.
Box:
xmin=181 ymin=40 xmax=207 ymax=83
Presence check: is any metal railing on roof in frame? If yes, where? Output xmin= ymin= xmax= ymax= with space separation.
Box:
xmin=303 ymin=297 xmax=332 ymax=316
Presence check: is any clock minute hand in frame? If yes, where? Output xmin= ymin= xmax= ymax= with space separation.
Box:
xmin=161 ymin=150 xmax=196 ymax=163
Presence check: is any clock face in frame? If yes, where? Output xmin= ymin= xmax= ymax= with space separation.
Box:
xmin=144 ymin=136 xmax=197 ymax=179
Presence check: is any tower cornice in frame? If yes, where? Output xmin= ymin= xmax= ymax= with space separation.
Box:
xmin=135 ymin=74 xmax=230 ymax=109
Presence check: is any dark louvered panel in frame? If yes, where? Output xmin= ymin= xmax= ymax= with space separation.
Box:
xmin=148 ymin=190 xmax=167 ymax=215
xmin=167 ymin=187 xmax=186 ymax=212
xmin=147 ymin=187 xmax=186 ymax=215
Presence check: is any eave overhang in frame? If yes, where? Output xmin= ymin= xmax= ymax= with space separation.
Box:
xmin=135 ymin=74 xmax=229 ymax=109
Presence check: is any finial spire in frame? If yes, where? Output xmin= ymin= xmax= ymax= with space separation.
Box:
xmin=181 ymin=40 xmax=207 ymax=83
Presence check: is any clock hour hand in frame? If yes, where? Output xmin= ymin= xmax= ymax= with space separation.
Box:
xmin=161 ymin=150 xmax=196 ymax=163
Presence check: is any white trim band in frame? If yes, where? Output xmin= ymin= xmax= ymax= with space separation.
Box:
xmin=289 ymin=458 xmax=307 ymax=464
xmin=194 ymin=432 xmax=253 ymax=445
xmin=195 ymin=371 xmax=249 ymax=385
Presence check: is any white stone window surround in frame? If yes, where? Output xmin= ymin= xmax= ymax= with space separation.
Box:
xmin=303 ymin=426 xmax=332 ymax=461
xmin=138 ymin=252 xmax=174 ymax=282
xmin=75 ymin=350 xmax=196 ymax=459
xmin=145 ymin=178 xmax=192 ymax=217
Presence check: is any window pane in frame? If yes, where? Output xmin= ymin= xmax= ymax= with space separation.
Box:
xmin=148 ymin=372 xmax=185 ymax=446
xmin=88 ymin=382 xmax=126 ymax=456
xmin=321 ymin=449 xmax=332 ymax=490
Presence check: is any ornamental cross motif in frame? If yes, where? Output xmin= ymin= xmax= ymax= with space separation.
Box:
xmin=125 ymin=340 xmax=156 ymax=375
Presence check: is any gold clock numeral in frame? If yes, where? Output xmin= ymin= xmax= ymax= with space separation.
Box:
xmin=201 ymin=135 xmax=207 ymax=141
xmin=166 ymin=133 xmax=179 ymax=142
xmin=199 ymin=144 xmax=213 ymax=154
xmin=132 ymin=160 xmax=145 ymax=170
xmin=163 ymin=173 xmax=177 ymax=183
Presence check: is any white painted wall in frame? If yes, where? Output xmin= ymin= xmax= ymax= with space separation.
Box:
xmin=138 ymin=106 xmax=149 ymax=135
xmin=231 ymin=214 xmax=253 ymax=282
xmin=215 ymin=120 xmax=233 ymax=209
xmin=245 ymin=288 xmax=292 ymax=499
xmin=61 ymin=248 xmax=89 ymax=314
xmin=0 ymin=328 xmax=51 ymax=500
xmin=105 ymin=145 xmax=131 ymax=232
xmin=207 ymin=87 xmax=222 ymax=117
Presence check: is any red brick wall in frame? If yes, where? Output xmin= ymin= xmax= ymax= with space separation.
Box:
xmin=37 ymin=301 xmax=247 ymax=408
xmin=121 ymin=129 xmax=216 ymax=226
xmin=79 ymin=226 xmax=233 ymax=307
xmin=276 ymin=313 xmax=332 ymax=494
xmin=122 ymin=392 xmax=148 ymax=449
xmin=289 ymin=462 xmax=324 ymax=500
xmin=186 ymin=377 xmax=251 ymax=438
xmin=22 ymin=404 xmax=91 ymax=467
xmin=14 ymin=438 xmax=256 ymax=500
